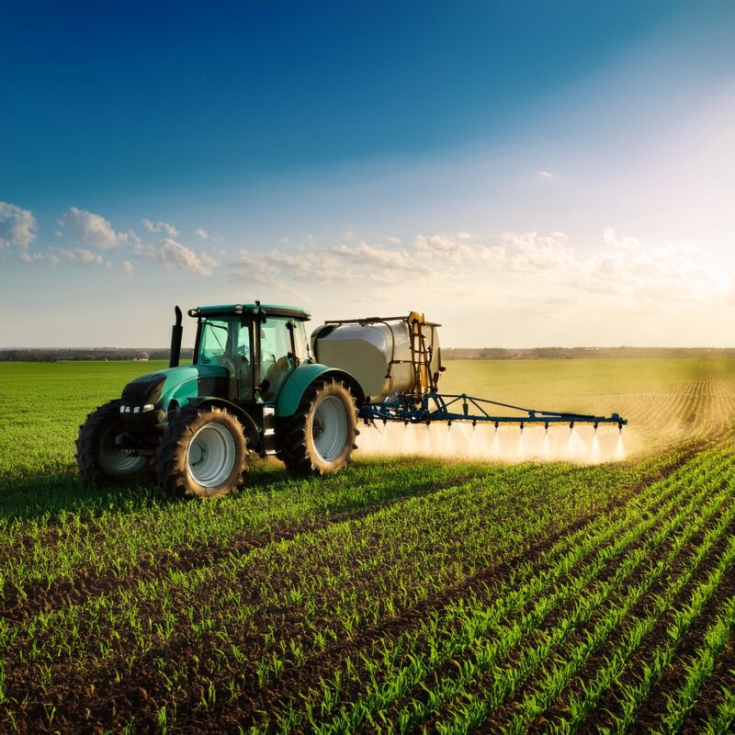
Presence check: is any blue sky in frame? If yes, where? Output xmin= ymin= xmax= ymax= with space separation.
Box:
xmin=1 ymin=1 xmax=734 ymax=348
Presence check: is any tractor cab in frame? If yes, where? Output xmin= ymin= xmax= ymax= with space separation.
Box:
xmin=189 ymin=303 xmax=311 ymax=405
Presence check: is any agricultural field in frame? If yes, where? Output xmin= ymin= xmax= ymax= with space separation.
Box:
xmin=1 ymin=357 xmax=734 ymax=734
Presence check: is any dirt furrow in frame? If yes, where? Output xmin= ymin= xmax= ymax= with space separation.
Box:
xmin=0 ymin=471 xmax=633 ymax=735
xmin=421 ymin=476 xmax=734 ymax=734
xmin=679 ymin=637 xmax=735 ymax=735
xmin=516 ymin=489 xmax=735 ymax=734
xmin=1 ymin=441 xmax=724 ymax=734
xmin=1 ymin=473 xmax=476 ymax=622
xmin=197 ymin=445 xmax=718 ymax=732
xmin=627 ymin=574 xmax=735 ymax=733
xmin=557 ymin=514 xmax=735 ymax=735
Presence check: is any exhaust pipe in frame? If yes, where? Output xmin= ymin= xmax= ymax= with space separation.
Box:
xmin=169 ymin=305 xmax=183 ymax=368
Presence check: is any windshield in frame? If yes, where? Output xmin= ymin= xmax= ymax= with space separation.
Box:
xmin=198 ymin=319 xmax=230 ymax=364
xmin=196 ymin=318 xmax=253 ymax=401
xmin=197 ymin=318 xmax=252 ymax=365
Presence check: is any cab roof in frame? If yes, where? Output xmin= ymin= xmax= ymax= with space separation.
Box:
xmin=190 ymin=303 xmax=311 ymax=321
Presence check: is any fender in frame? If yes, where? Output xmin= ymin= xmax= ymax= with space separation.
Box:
xmin=185 ymin=397 xmax=262 ymax=450
xmin=274 ymin=363 xmax=365 ymax=418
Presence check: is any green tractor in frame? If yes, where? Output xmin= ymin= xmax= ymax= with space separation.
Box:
xmin=76 ymin=302 xmax=363 ymax=498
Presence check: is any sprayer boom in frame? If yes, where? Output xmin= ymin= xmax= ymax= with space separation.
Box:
xmin=360 ymin=392 xmax=626 ymax=429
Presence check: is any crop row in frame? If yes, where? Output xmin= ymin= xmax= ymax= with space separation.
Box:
xmin=0 ymin=425 xmax=713 ymax=611
xmin=0 ymin=460 xmax=657 ymax=695
xmin=0 ymin=458 xmax=651 ymax=624
xmin=262 ymin=438 xmax=735 ymax=733
xmin=1 ymin=360 xmax=734 ymax=734
xmin=596 ymin=361 xmax=735 ymax=448
xmin=2 ymin=432 xmax=733 ymax=733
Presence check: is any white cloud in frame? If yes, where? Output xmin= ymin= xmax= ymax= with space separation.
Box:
xmin=142 ymin=219 xmax=179 ymax=237
xmin=19 ymin=251 xmax=60 ymax=267
xmin=386 ymin=236 xmax=402 ymax=246
xmin=60 ymin=207 xmax=132 ymax=248
xmin=54 ymin=247 xmax=113 ymax=268
xmin=415 ymin=231 xmax=472 ymax=253
xmin=194 ymin=227 xmax=224 ymax=242
xmin=602 ymin=226 xmax=640 ymax=251
xmin=229 ymin=228 xmax=732 ymax=310
xmin=200 ymin=251 xmax=221 ymax=269
xmin=233 ymin=232 xmax=494 ymax=287
xmin=136 ymin=238 xmax=215 ymax=276
xmin=483 ymin=228 xmax=731 ymax=305
xmin=270 ymin=249 xmax=344 ymax=281
xmin=236 ymin=251 xmax=282 ymax=284
xmin=121 ymin=261 xmax=133 ymax=275
xmin=538 ymin=170 xmax=554 ymax=178
xmin=0 ymin=202 xmax=37 ymax=249
xmin=415 ymin=231 xmax=505 ymax=266
xmin=584 ymin=228 xmax=730 ymax=304
xmin=503 ymin=231 xmax=577 ymax=274
xmin=233 ymin=238 xmax=421 ymax=286
xmin=333 ymin=242 xmax=416 ymax=270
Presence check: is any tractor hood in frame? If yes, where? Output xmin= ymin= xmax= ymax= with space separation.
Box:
xmin=120 ymin=364 xmax=228 ymax=415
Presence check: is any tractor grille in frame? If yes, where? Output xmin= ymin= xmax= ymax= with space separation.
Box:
xmin=121 ymin=375 xmax=165 ymax=408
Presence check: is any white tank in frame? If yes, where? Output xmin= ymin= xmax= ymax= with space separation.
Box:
xmin=312 ymin=316 xmax=441 ymax=403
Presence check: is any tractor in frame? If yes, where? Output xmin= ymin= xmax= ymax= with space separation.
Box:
xmin=77 ymin=301 xmax=626 ymax=498
xmin=77 ymin=302 xmax=362 ymax=498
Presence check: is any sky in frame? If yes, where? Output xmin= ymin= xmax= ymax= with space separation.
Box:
xmin=1 ymin=0 xmax=734 ymax=349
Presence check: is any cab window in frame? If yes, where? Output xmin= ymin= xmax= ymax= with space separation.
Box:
xmin=259 ymin=317 xmax=296 ymax=400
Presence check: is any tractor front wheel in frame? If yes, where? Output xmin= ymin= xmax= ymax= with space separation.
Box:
xmin=278 ymin=378 xmax=358 ymax=476
xmin=157 ymin=405 xmax=248 ymax=499
xmin=76 ymin=400 xmax=151 ymax=486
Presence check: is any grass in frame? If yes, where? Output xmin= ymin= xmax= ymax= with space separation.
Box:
xmin=0 ymin=357 xmax=734 ymax=733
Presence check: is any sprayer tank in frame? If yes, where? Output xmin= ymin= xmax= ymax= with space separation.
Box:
xmin=311 ymin=318 xmax=441 ymax=403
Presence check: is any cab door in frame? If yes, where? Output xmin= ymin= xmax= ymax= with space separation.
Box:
xmin=257 ymin=317 xmax=301 ymax=401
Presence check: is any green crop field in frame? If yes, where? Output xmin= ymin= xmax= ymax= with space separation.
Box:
xmin=1 ymin=358 xmax=734 ymax=734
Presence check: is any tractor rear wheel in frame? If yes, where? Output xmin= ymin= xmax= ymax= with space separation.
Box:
xmin=278 ymin=378 xmax=358 ymax=476
xmin=157 ymin=405 xmax=248 ymax=499
xmin=76 ymin=400 xmax=152 ymax=485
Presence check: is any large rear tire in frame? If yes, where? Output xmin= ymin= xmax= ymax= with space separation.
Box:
xmin=278 ymin=378 xmax=358 ymax=476
xmin=157 ymin=405 xmax=248 ymax=499
xmin=76 ymin=400 xmax=151 ymax=486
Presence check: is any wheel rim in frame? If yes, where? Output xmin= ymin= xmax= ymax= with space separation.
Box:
xmin=186 ymin=423 xmax=237 ymax=488
xmin=99 ymin=426 xmax=148 ymax=475
xmin=312 ymin=396 xmax=348 ymax=462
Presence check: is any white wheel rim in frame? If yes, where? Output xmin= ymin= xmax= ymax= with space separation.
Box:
xmin=186 ymin=423 xmax=237 ymax=488
xmin=313 ymin=396 xmax=348 ymax=462
xmin=99 ymin=428 xmax=148 ymax=475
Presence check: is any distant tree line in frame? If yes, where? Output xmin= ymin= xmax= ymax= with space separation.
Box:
xmin=1 ymin=346 xmax=734 ymax=362
xmin=0 ymin=348 xmax=195 ymax=362
xmin=441 ymin=346 xmax=735 ymax=360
